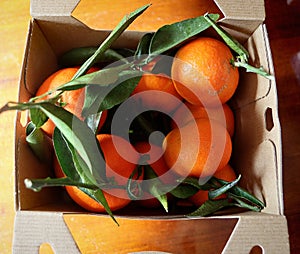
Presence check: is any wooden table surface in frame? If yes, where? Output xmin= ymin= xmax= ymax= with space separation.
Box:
xmin=0 ymin=0 xmax=299 ymax=253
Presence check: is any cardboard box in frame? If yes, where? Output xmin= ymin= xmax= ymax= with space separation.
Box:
xmin=13 ymin=0 xmax=290 ymax=253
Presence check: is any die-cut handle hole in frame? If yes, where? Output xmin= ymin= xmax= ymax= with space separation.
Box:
xmin=249 ymin=245 xmax=264 ymax=254
xmin=265 ymin=107 xmax=274 ymax=131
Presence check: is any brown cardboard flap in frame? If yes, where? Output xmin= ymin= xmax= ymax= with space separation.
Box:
xmin=215 ymin=0 xmax=265 ymax=20
xmin=30 ymin=0 xmax=80 ymax=20
xmin=223 ymin=213 xmax=290 ymax=253
xmin=13 ymin=211 xmax=80 ymax=254
xmin=13 ymin=211 xmax=289 ymax=254
xmin=30 ymin=0 xmax=265 ymax=42
xmin=31 ymin=0 xmax=265 ymax=21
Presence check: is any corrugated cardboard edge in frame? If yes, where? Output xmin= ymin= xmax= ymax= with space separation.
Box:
xmin=13 ymin=211 xmax=80 ymax=254
xmin=13 ymin=211 xmax=290 ymax=254
xmin=223 ymin=213 xmax=290 ymax=253
xmin=12 ymin=0 xmax=289 ymax=253
xmin=30 ymin=0 xmax=265 ymax=42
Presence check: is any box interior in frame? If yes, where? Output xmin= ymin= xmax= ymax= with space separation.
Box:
xmin=15 ymin=0 xmax=283 ymax=218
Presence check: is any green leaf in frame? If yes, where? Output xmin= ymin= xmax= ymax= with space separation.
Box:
xmin=37 ymin=102 xmax=106 ymax=185
xmin=82 ymin=70 xmax=142 ymax=117
xmin=134 ymin=33 xmax=154 ymax=59
xmin=25 ymin=121 xmax=52 ymax=162
xmin=80 ymin=187 xmax=119 ymax=225
xmin=29 ymin=108 xmax=48 ymax=128
xmin=208 ymin=175 xmax=241 ymax=200
xmin=170 ymin=184 xmax=199 ymax=199
xmin=72 ymin=4 xmax=151 ymax=79
xmin=143 ymin=165 xmax=168 ymax=212
xmin=97 ymin=74 xmax=142 ymax=111
xmin=228 ymin=193 xmax=262 ymax=212
xmin=85 ymin=112 xmax=105 ymax=134
xmin=59 ymin=47 xmax=128 ymax=67
xmin=56 ymin=63 xmax=132 ymax=92
xmin=203 ymin=13 xmax=249 ymax=62
xmin=178 ymin=177 xmax=213 ymax=191
xmin=53 ymin=127 xmax=82 ymax=181
xmin=53 ymin=127 xmax=118 ymax=224
xmin=24 ymin=175 xmax=118 ymax=225
xmin=215 ymin=178 xmax=265 ymax=209
xmin=149 ymin=13 xmax=219 ymax=56
xmin=126 ymin=165 xmax=144 ymax=200
xmin=187 ymin=199 xmax=233 ymax=217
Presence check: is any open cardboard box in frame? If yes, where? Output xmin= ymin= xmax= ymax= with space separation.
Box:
xmin=12 ymin=0 xmax=290 ymax=253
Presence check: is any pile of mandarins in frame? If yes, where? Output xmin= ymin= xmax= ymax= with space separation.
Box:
xmin=35 ymin=36 xmax=239 ymax=213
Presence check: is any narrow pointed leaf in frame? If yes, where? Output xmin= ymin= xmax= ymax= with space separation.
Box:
xmin=149 ymin=13 xmax=219 ymax=56
xmin=215 ymin=178 xmax=265 ymax=209
xmin=85 ymin=112 xmax=104 ymax=134
xmin=26 ymin=122 xmax=52 ymax=162
xmin=53 ymin=127 xmax=82 ymax=181
xmin=208 ymin=175 xmax=241 ymax=200
xmin=204 ymin=13 xmax=249 ymax=62
xmin=56 ymin=63 xmax=131 ymax=92
xmin=179 ymin=177 xmax=213 ymax=190
xmin=59 ymin=47 xmax=128 ymax=67
xmin=228 ymin=193 xmax=262 ymax=212
xmin=143 ymin=165 xmax=168 ymax=212
xmin=82 ymin=70 xmax=142 ymax=117
xmin=170 ymin=184 xmax=199 ymax=199
xmin=126 ymin=165 xmax=144 ymax=200
xmin=72 ymin=4 xmax=151 ymax=79
xmin=53 ymin=128 xmax=117 ymax=223
xmin=187 ymin=199 xmax=233 ymax=217
xmin=38 ymin=102 xmax=106 ymax=185
xmin=80 ymin=187 xmax=119 ymax=225
xmin=134 ymin=32 xmax=154 ymax=58
xmin=29 ymin=108 xmax=48 ymax=128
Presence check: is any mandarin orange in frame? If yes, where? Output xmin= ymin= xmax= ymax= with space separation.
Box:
xmin=162 ymin=118 xmax=232 ymax=178
xmin=171 ymin=37 xmax=239 ymax=107
xmin=131 ymin=73 xmax=182 ymax=113
xmin=54 ymin=134 xmax=140 ymax=212
xmin=35 ymin=67 xmax=102 ymax=136
xmin=172 ymin=102 xmax=235 ymax=137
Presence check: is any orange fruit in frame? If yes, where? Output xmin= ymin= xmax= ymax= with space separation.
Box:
xmin=162 ymin=118 xmax=232 ymax=178
xmin=141 ymin=56 xmax=161 ymax=72
xmin=54 ymin=134 xmax=140 ymax=212
xmin=171 ymin=37 xmax=239 ymax=107
xmin=134 ymin=141 xmax=175 ymax=183
xmin=172 ymin=102 xmax=235 ymax=137
xmin=189 ymin=164 xmax=237 ymax=206
xmin=131 ymin=73 xmax=182 ymax=113
xmin=134 ymin=141 xmax=177 ymax=208
xmin=35 ymin=67 xmax=103 ymax=136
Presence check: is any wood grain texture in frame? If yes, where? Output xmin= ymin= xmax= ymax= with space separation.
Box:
xmin=0 ymin=0 xmax=299 ymax=253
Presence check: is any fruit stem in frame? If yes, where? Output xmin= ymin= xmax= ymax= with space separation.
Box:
xmin=24 ymin=177 xmax=125 ymax=192
xmin=233 ymin=61 xmax=275 ymax=80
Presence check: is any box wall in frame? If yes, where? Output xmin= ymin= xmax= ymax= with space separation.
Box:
xmin=16 ymin=17 xmax=282 ymax=216
xmin=13 ymin=1 xmax=289 ymax=253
